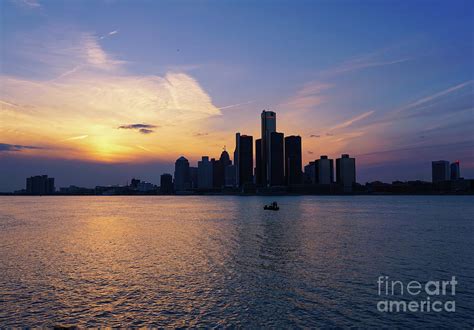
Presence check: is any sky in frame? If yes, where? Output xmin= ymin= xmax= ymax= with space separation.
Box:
xmin=0 ymin=0 xmax=473 ymax=191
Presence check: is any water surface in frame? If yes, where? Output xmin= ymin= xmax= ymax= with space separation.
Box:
xmin=0 ymin=196 xmax=473 ymax=327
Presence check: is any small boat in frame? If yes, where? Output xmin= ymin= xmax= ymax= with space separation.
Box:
xmin=264 ymin=202 xmax=279 ymax=211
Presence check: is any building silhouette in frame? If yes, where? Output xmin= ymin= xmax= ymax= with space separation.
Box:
xmin=336 ymin=154 xmax=356 ymax=192
xmin=189 ymin=166 xmax=198 ymax=189
xmin=234 ymin=133 xmax=253 ymax=187
xmin=260 ymin=110 xmax=276 ymax=186
xmin=255 ymin=138 xmax=262 ymax=185
xmin=225 ymin=164 xmax=236 ymax=187
xmin=432 ymin=160 xmax=450 ymax=182
xmin=450 ymin=161 xmax=460 ymax=180
xmin=285 ymin=135 xmax=302 ymax=185
xmin=213 ymin=150 xmax=231 ymax=188
xmin=137 ymin=181 xmax=155 ymax=192
xmin=130 ymin=178 xmax=141 ymax=189
xmin=26 ymin=175 xmax=55 ymax=195
xmin=174 ymin=156 xmax=191 ymax=191
xmin=198 ymin=156 xmax=213 ymax=189
xmin=304 ymin=161 xmax=316 ymax=184
xmin=160 ymin=173 xmax=173 ymax=194
xmin=315 ymin=156 xmax=334 ymax=184
xmin=270 ymin=132 xmax=284 ymax=186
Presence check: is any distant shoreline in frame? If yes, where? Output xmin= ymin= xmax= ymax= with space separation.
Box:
xmin=1 ymin=192 xmax=473 ymax=196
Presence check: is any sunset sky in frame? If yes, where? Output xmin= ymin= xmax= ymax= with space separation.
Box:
xmin=1 ymin=0 xmax=473 ymax=191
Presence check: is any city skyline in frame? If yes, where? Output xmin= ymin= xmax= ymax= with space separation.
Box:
xmin=1 ymin=0 xmax=474 ymax=191
xmin=12 ymin=110 xmax=469 ymax=194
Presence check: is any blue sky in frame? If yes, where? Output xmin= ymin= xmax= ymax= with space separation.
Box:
xmin=0 ymin=0 xmax=473 ymax=191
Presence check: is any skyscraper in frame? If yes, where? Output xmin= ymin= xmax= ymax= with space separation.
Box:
xmin=285 ymin=135 xmax=302 ymax=185
xmin=174 ymin=156 xmax=190 ymax=191
xmin=225 ymin=164 xmax=236 ymax=187
xmin=255 ymin=138 xmax=262 ymax=186
xmin=189 ymin=166 xmax=198 ymax=189
xmin=213 ymin=150 xmax=231 ymax=188
xmin=304 ymin=161 xmax=316 ymax=184
xmin=130 ymin=178 xmax=140 ymax=189
xmin=336 ymin=154 xmax=356 ymax=192
xmin=260 ymin=110 xmax=276 ymax=187
xmin=197 ymin=156 xmax=213 ymax=189
xmin=26 ymin=175 xmax=55 ymax=195
xmin=450 ymin=161 xmax=460 ymax=180
xmin=315 ymin=155 xmax=334 ymax=184
xmin=432 ymin=160 xmax=450 ymax=183
xmin=234 ymin=133 xmax=253 ymax=186
xmin=160 ymin=173 xmax=173 ymax=194
xmin=270 ymin=132 xmax=284 ymax=186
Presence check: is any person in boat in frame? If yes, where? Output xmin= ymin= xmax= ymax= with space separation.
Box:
xmin=264 ymin=201 xmax=279 ymax=210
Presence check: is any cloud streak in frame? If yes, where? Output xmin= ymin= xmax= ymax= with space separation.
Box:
xmin=330 ymin=58 xmax=411 ymax=75
xmin=63 ymin=135 xmax=89 ymax=141
xmin=393 ymin=80 xmax=473 ymax=115
xmin=321 ymin=45 xmax=413 ymax=77
xmin=0 ymin=143 xmax=43 ymax=152
xmin=219 ymin=100 xmax=254 ymax=110
xmin=194 ymin=132 xmax=209 ymax=137
xmin=282 ymin=82 xmax=333 ymax=110
xmin=12 ymin=0 xmax=41 ymax=8
xmin=118 ymin=124 xmax=158 ymax=134
xmin=99 ymin=30 xmax=119 ymax=40
xmin=330 ymin=110 xmax=375 ymax=131
xmin=118 ymin=124 xmax=158 ymax=130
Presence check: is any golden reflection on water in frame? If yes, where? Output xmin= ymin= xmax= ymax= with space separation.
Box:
xmin=0 ymin=196 xmax=473 ymax=327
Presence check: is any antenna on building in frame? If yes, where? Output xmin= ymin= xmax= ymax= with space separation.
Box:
xmin=223 ymin=145 xmax=226 ymax=151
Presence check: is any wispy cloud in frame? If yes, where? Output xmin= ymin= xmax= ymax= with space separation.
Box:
xmin=357 ymin=140 xmax=474 ymax=158
xmin=51 ymin=66 xmax=82 ymax=81
xmin=118 ymin=124 xmax=158 ymax=134
xmin=82 ymin=33 xmax=125 ymax=71
xmin=219 ymin=100 xmax=254 ymax=110
xmin=194 ymin=132 xmax=209 ymax=137
xmin=282 ymin=82 xmax=333 ymax=110
xmin=99 ymin=30 xmax=119 ymax=40
xmin=13 ymin=28 xmax=126 ymax=80
xmin=11 ymin=0 xmax=41 ymax=8
xmin=136 ymin=145 xmax=151 ymax=152
xmin=364 ymin=80 xmax=474 ymax=128
xmin=330 ymin=110 xmax=375 ymax=131
xmin=393 ymin=80 xmax=473 ymax=115
xmin=118 ymin=124 xmax=158 ymax=130
xmin=0 ymin=99 xmax=20 ymax=108
xmin=309 ymin=134 xmax=321 ymax=138
xmin=0 ymin=143 xmax=43 ymax=152
xmin=63 ymin=135 xmax=89 ymax=141
xmin=330 ymin=58 xmax=411 ymax=75
xmin=322 ymin=46 xmax=413 ymax=76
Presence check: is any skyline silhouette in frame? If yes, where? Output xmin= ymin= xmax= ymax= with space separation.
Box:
xmin=7 ymin=110 xmax=471 ymax=195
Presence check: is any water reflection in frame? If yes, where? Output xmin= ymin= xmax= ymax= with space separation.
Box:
xmin=0 ymin=196 xmax=473 ymax=327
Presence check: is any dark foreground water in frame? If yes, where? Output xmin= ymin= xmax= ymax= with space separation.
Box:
xmin=0 ymin=196 xmax=473 ymax=327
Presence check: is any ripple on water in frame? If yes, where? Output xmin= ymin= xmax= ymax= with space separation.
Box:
xmin=0 ymin=195 xmax=473 ymax=327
